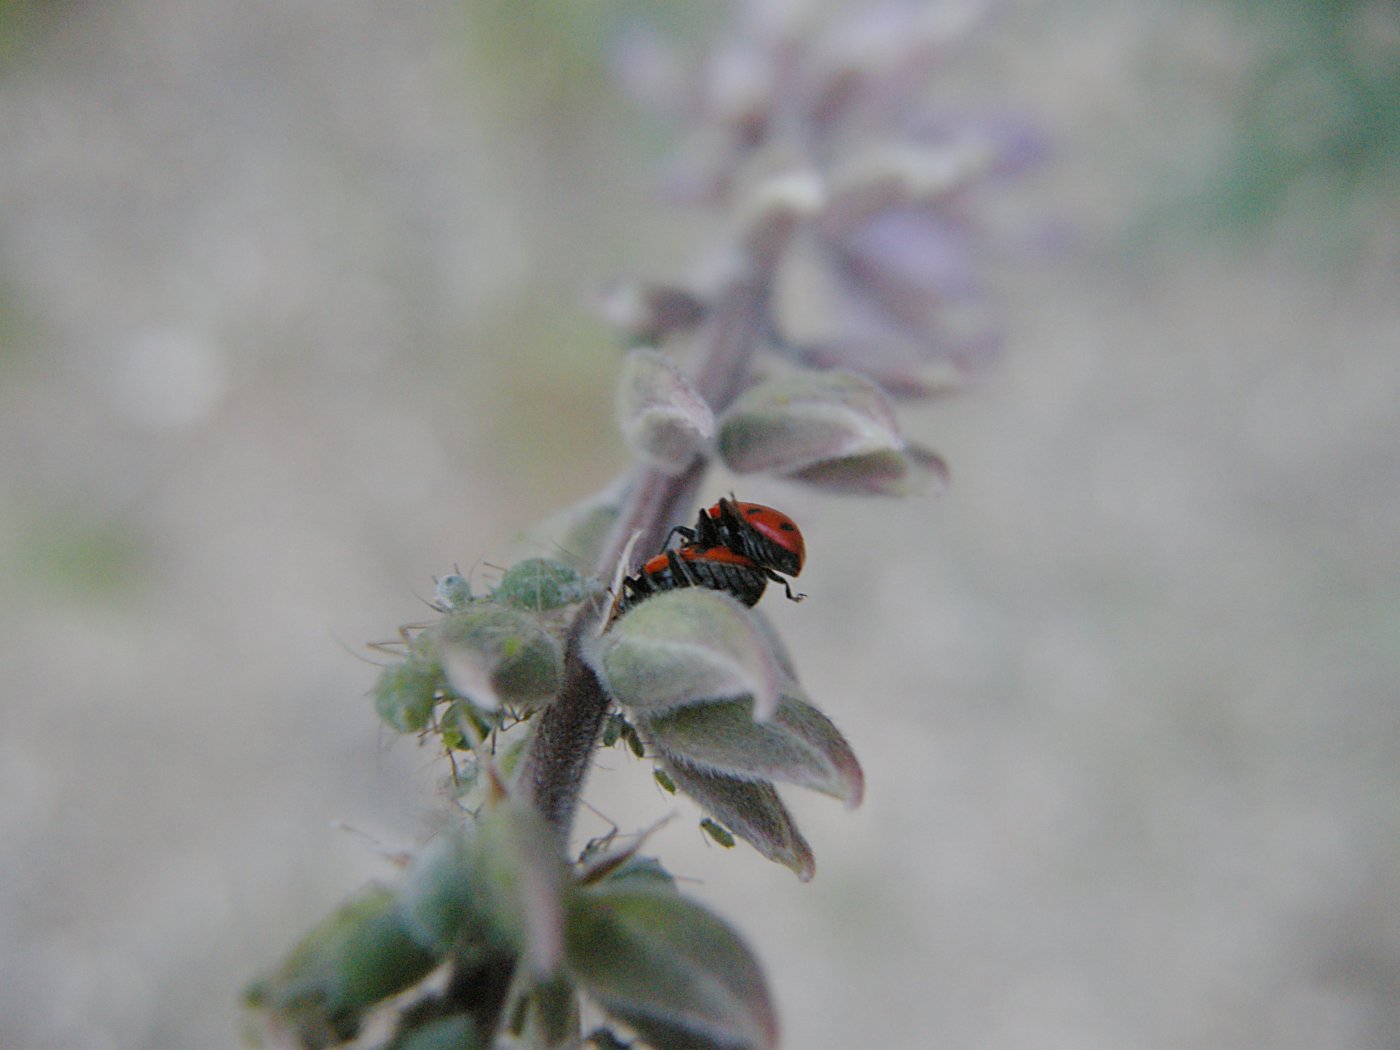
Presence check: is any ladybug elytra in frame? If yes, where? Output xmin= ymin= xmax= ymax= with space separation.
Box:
xmin=674 ymin=499 xmax=806 ymax=578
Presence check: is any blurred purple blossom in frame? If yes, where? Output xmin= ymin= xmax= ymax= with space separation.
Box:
xmin=607 ymin=0 xmax=1040 ymax=399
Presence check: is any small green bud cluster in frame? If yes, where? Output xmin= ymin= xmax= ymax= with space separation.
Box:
xmin=372 ymin=559 xmax=598 ymax=772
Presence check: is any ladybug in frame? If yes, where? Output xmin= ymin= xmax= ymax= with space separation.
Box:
xmin=665 ymin=498 xmax=805 ymax=578
xmin=615 ymin=499 xmax=805 ymax=616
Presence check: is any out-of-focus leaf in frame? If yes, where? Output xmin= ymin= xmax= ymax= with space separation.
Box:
xmin=785 ymin=442 xmax=947 ymax=496
xmin=659 ymin=758 xmax=815 ymax=882
xmin=583 ymin=1026 xmax=635 ymax=1050
xmin=717 ymin=369 xmax=905 ymax=477
xmin=244 ymin=884 xmax=441 ymax=1048
xmin=642 ymin=692 xmax=863 ymax=808
xmin=595 ymin=589 xmax=783 ymax=719
xmin=431 ymin=606 xmax=563 ymax=712
xmin=374 ymin=656 xmax=444 ymax=734
xmin=385 ymin=1014 xmax=483 ymax=1050
xmin=398 ymin=800 xmax=567 ymax=977
xmin=565 ymin=885 xmax=778 ymax=1050
xmin=524 ymin=972 xmax=579 ymax=1049
xmin=783 ymin=336 xmax=968 ymax=399
xmin=616 ymin=348 xmax=715 ymax=474
xmin=479 ymin=800 xmax=569 ymax=978
xmin=598 ymin=854 xmax=678 ymax=893
xmin=396 ymin=829 xmax=505 ymax=962
xmin=514 ymin=484 xmax=624 ymax=573
xmin=747 ymin=608 xmax=800 ymax=685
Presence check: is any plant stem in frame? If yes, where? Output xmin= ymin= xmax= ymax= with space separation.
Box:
xmin=519 ymin=250 xmax=783 ymax=841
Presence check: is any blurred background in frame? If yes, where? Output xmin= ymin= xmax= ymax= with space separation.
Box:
xmin=1 ymin=1 xmax=1397 ymax=1048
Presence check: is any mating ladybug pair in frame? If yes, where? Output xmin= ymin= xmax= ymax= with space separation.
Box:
xmin=615 ymin=498 xmax=806 ymax=616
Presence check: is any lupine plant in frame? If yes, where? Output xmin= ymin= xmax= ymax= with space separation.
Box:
xmin=245 ymin=4 xmax=1034 ymax=1048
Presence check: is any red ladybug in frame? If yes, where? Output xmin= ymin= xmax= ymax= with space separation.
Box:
xmin=615 ymin=499 xmax=806 ymax=615
xmin=665 ymin=498 xmax=806 ymax=578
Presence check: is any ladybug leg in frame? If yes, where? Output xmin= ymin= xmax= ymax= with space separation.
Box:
xmin=692 ymin=508 xmax=724 ymax=548
xmin=717 ymin=497 xmax=745 ymax=533
xmin=711 ymin=498 xmax=749 ymax=551
xmin=666 ymin=549 xmax=702 ymax=587
xmin=661 ymin=524 xmax=698 ymax=549
xmin=766 ymin=569 xmax=806 ymax=603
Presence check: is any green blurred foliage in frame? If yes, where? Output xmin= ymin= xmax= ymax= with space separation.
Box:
xmin=483 ymin=304 xmax=622 ymax=501
xmin=10 ymin=511 xmax=144 ymax=602
xmin=461 ymin=0 xmax=712 ymax=121
xmin=1198 ymin=0 xmax=1399 ymax=233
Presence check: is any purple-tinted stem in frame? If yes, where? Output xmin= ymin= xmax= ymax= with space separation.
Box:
xmin=520 ymin=257 xmax=779 ymax=838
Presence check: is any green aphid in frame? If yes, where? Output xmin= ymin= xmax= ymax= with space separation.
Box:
xmin=621 ymin=720 xmax=645 ymax=759
xmin=699 ymin=818 xmax=735 ymax=849
xmin=373 ymin=657 xmax=443 ymax=734
xmin=439 ymin=700 xmax=494 ymax=751
xmin=433 ymin=573 xmax=473 ymax=611
xmin=601 ymin=712 xmax=627 ymax=748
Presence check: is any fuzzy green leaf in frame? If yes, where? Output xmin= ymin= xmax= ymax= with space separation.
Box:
xmin=617 ymin=348 xmax=715 ymax=474
xmin=398 ymin=801 xmax=567 ymax=976
xmin=596 ymin=589 xmax=783 ymax=719
xmin=385 ymin=1014 xmax=483 ymax=1050
xmin=479 ymin=800 xmax=569 ymax=977
xmin=717 ymin=369 xmax=904 ymax=476
xmin=525 ymin=972 xmax=579 ymax=1048
xmin=641 ymin=693 xmax=863 ymax=807
xmin=659 ymin=759 xmax=815 ymax=881
xmin=785 ymin=442 xmax=948 ymax=496
xmin=747 ymin=609 xmax=800 ymax=686
xmin=396 ymin=829 xmax=506 ymax=962
xmin=598 ymin=855 xmax=678 ymax=893
xmin=565 ymin=885 xmax=778 ymax=1050
xmin=374 ymin=656 xmax=444 ymax=734
xmin=245 ymin=884 xmax=441 ymax=1047
xmin=430 ymin=606 xmax=563 ymax=712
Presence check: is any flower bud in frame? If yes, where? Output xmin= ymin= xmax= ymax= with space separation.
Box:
xmin=616 ymin=348 xmax=716 ymax=474
xmin=431 ymin=606 xmax=563 ymax=712
xmin=374 ymin=656 xmax=443 ymax=734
